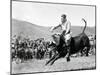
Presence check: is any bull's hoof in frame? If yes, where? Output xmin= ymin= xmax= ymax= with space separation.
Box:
xmin=86 ymin=52 xmax=89 ymax=56
xmin=86 ymin=54 xmax=89 ymax=57
xmin=45 ymin=63 xmax=48 ymax=66
xmin=67 ymin=58 xmax=70 ymax=62
xmin=50 ymin=62 xmax=54 ymax=65
xmin=45 ymin=62 xmax=49 ymax=66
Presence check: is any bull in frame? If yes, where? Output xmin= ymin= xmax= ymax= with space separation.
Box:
xmin=46 ymin=18 xmax=90 ymax=65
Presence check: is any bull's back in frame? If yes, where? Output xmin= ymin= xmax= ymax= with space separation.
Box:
xmin=71 ymin=36 xmax=82 ymax=49
xmin=70 ymin=33 xmax=86 ymax=53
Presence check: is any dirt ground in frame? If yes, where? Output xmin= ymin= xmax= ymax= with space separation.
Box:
xmin=11 ymin=55 xmax=96 ymax=74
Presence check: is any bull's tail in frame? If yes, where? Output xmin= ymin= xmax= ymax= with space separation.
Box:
xmin=82 ymin=18 xmax=87 ymax=33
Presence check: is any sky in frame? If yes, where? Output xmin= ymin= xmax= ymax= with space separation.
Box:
xmin=12 ymin=1 xmax=95 ymax=27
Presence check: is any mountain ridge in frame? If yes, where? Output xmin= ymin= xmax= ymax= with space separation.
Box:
xmin=12 ymin=19 xmax=95 ymax=41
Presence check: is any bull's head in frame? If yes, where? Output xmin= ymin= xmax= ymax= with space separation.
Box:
xmin=52 ymin=33 xmax=60 ymax=46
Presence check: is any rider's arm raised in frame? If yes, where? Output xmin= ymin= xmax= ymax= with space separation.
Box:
xmin=51 ymin=24 xmax=61 ymax=32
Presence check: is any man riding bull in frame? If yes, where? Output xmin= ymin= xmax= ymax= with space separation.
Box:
xmin=50 ymin=14 xmax=71 ymax=47
xmin=46 ymin=15 xmax=90 ymax=65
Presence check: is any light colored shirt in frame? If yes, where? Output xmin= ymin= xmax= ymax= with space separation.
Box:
xmin=50 ymin=20 xmax=71 ymax=34
xmin=61 ymin=20 xmax=71 ymax=34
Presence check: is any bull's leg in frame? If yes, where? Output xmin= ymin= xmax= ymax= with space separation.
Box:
xmin=86 ymin=47 xmax=90 ymax=56
xmin=80 ymin=47 xmax=85 ymax=56
xmin=66 ymin=54 xmax=70 ymax=62
xmin=50 ymin=54 xmax=60 ymax=65
xmin=66 ymin=56 xmax=70 ymax=62
xmin=45 ymin=53 xmax=58 ymax=65
xmin=65 ymin=47 xmax=71 ymax=62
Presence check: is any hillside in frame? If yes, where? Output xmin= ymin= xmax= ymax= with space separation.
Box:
xmin=12 ymin=19 xmax=52 ymax=41
xmin=11 ymin=19 xmax=95 ymax=41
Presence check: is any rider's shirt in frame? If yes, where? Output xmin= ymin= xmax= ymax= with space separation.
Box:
xmin=61 ymin=22 xmax=67 ymax=30
xmin=51 ymin=20 xmax=71 ymax=45
xmin=61 ymin=20 xmax=71 ymax=34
